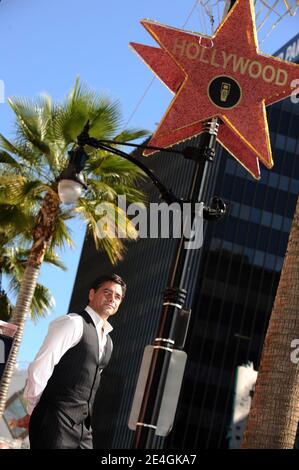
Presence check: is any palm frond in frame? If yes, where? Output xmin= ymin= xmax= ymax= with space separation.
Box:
xmin=30 ymin=283 xmax=55 ymax=321
xmin=85 ymin=178 xmax=146 ymax=206
xmin=106 ymin=183 xmax=146 ymax=205
xmin=52 ymin=107 xmax=88 ymax=148
xmin=0 ymin=204 xmax=35 ymax=239
xmin=1 ymin=243 xmax=62 ymax=321
xmin=75 ymin=197 xmax=139 ymax=264
xmin=8 ymin=97 xmax=51 ymax=155
xmin=0 ymin=151 xmax=22 ymax=169
xmin=49 ymin=212 xmax=75 ymax=251
xmin=68 ymin=76 xmax=96 ymax=106
xmin=89 ymin=99 xmax=122 ymax=140
xmin=0 ymin=292 xmax=13 ymax=322
xmin=1 ymin=246 xmax=27 ymax=280
xmin=0 ymin=174 xmax=51 ymax=205
xmin=114 ymin=128 xmax=149 ymax=143
xmin=87 ymin=153 xmax=146 ymax=183
xmin=0 ymin=133 xmax=40 ymax=164
xmin=8 ymin=277 xmax=55 ymax=321
xmin=43 ymin=250 xmax=67 ymax=271
xmin=2 ymin=244 xmax=68 ymax=273
xmin=85 ymin=180 xmax=118 ymax=201
xmin=52 ymin=80 xmax=123 ymax=146
xmin=0 ymin=174 xmax=26 ymax=203
xmin=50 ymin=79 xmax=95 ymax=145
xmin=8 ymin=96 xmax=65 ymax=178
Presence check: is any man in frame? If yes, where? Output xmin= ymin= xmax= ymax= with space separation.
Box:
xmin=20 ymin=273 xmax=126 ymax=449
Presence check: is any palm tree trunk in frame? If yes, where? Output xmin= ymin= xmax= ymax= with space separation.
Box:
xmin=0 ymin=190 xmax=60 ymax=419
xmin=242 ymin=195 xmax=299 ymax=448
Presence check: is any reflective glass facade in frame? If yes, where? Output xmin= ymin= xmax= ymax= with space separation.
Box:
xmin=166 ymin=101 xmax=299 ymax=449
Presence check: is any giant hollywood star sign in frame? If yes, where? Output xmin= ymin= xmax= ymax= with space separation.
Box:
xmin=130 ymin=0 xmax=299 ymax=179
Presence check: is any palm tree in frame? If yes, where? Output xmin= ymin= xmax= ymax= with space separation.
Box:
xmin=242 ymin=196 xmax=299 ymax=448
xmin=0 ymin=79 xmax=148 ymax=418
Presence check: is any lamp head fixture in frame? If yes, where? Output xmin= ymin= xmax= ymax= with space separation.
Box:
xmin=57 ymin=147 xmax=88 ymax=204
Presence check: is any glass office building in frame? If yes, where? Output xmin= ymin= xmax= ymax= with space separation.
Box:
xmin=69 ymin=33 xmax=299 ymax=448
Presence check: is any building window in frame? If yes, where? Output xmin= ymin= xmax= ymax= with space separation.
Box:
xmin=276 ymin=133 xmax=286 ymax=150
xmin=286 ymin=137 xmax=297 ymax=153
xmin=261 ymin=211 xmax=272 ymax=227
xmin=253 ymin=250 xmax=265 ymax=267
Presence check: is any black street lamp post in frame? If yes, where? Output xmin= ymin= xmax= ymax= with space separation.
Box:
xmin=130 ymin=118 xmax=223 ymax=448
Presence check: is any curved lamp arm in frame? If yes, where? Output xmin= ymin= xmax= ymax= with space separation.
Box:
xmin=61 ymin=122 xmax=226 ymax=220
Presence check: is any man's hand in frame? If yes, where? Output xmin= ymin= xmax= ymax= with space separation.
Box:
xmin=9 ymin=414 xmax=30 ymax=429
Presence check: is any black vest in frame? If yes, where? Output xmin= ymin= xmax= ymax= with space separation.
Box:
xmin=38 ymin=310 xmax=112 ymax=424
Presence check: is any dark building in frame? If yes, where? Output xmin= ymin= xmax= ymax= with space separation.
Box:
xmin=69 ymin=33 xmax=299 ymax=449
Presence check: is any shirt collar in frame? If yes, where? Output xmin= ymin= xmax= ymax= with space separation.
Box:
xmin=85 ymin=305 xmax=113 ymax=335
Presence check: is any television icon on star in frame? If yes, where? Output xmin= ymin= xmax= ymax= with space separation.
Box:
xmin=220 ymin=83 xmax=231 ymax=102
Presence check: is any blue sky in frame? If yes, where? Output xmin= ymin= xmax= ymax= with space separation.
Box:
xmin=0 ymin=0 xmax=298 ymax=366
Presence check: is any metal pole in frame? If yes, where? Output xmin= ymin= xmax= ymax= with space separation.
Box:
xmin=132 ymin=118 xmax=220 ymax=448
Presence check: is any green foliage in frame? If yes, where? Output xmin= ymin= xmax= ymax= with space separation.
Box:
xmin=0 ymin=244 xmax=64 ymax=321
xmin=0 ymin=293 xmax=13 ymax=322
xmin=0 ymin=78 xmax=149 ymax=269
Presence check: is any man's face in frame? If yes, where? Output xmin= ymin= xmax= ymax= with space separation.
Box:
xmin=88 ymin=281 xmax=123 ymax=319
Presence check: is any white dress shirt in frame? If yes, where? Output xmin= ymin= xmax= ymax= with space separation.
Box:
xmin=24 ymin=306 xmax=113 ymax=415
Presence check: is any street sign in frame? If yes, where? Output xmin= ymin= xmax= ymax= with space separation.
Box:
xmin=129 ymin=345 xmax=187 ymax=436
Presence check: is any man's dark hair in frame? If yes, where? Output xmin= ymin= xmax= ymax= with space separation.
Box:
xmin=90 ymin=274 xmax=127 ymax=298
